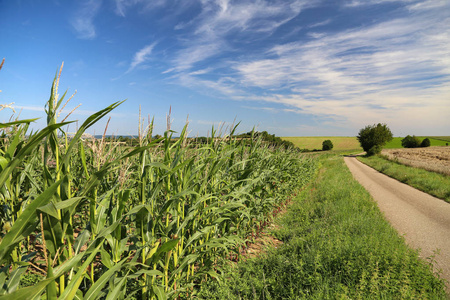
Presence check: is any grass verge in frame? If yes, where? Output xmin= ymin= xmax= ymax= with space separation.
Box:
xmin=358 ymin=155 xmax=450 ymax=203
xmin=198 ymin=155 xmax=447 ymax=299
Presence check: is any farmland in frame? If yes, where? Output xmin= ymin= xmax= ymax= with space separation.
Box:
xmin=381 ymin=146 xmax=450 ymax=175
xmin=283 ymin=136 xmax=450 ymax=151
xmin=1 ymin=69 xmax=447 ymax=298
xmin=0 ymin=74 xmax=318 ymax=299
xmin=384 ymin=137 xmax=449 ymax=149
xmin=282 ymin=136 xmax=361 ymax=151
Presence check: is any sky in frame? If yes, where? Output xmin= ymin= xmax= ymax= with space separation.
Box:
xmin=0 ymin=0 xmax=449 ymax=137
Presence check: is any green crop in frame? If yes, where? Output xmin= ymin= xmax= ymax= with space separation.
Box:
xmin=0 ymin=65 xmax=317 ymax=299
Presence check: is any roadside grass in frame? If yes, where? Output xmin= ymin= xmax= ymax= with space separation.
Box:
xmin=358 ymin=155 xmax=450 ymax=203
xmin=198 ymin=155 xmax=447 ymax=299
xmin=283 ymin=136 xmax=362 ymax=151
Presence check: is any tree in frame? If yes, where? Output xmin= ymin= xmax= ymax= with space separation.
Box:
xmin=421 ymin=138 xmax=431 ymax=147
xmin=357 ymin=123 xmax=393 ymax=156
xmin=322 ymin=139 xmax=333 ymax=151
xmin=401 ymin=135 xmax=421 ymax=148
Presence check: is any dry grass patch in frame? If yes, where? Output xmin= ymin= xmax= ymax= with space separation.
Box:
xmin=381 ymin=146 xmax=450 ymax=176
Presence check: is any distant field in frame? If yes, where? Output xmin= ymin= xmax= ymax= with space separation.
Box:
xmin=282 ymin=137 xmax=361 ymax=151
xmin=430 ymin=136 xmax=450 ymax=143
xmin=384 ymin=137 xmax=449 ymax=149
xmin=284 ymin=136 xmax=450 ymax=151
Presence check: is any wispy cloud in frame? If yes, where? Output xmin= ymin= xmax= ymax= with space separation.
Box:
xmin=167 ymin=0 xmax=313 ymax=73
xmin=103 ymin=0 xmax=449 ymax=135
xmin=344 ymin=0 xmax=414 ymax=7
xmin=127 ymin=42 xmax=157 ymax=73
xmin=183 ymin=2 xmax=449 ymax=133
xmin=407 ymin=0 xmax=449 ymax=11
xmin=309 ymin=19 xmax=332 ymax=28
xmin=115 ymin=0 xmax=171 ymax=17
xmin=70 ymin=0 xmax=102 ymax=39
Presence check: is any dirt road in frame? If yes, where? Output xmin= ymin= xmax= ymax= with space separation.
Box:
xmin=344 ymin=156 xmax=450 ymax=290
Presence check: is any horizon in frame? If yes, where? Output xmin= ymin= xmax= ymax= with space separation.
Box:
xmin=1 ymin=0 xmax=449 ymax=137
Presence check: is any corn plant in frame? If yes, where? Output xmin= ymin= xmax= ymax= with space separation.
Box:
xmin=0 ymin=63 xmax=317 ymax=299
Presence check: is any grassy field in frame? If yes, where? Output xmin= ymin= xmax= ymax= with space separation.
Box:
xmin=199 ymin=155 xmax=447 ymax=299
xmin=384 ymin=137 xmax=449 ymax=149
xmin=283 ymin=136 xmax=361 ymax=151
xmin=358 ymin=155 xmax=450 ymax=202
xmin=283 ymin=136 xmax=450 ymax=151
xmin=432 ymin=136 xmax=450 ymax=142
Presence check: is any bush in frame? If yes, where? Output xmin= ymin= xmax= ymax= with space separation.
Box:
xmin=367 ymin=145 xmax=382 ymax=156
xmin=357 ymin=123 xmax=393 ymax=156
xmin=322 ymin=140 xmax=333 ymax=151
xmin=402 ymin=135 xmax=421 ymax=148
xmin=421 ymin=138 xmax=431 ymax=147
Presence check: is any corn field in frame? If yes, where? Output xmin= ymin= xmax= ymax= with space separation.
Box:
xmin=0 ymin=65 xmax=317 ymax=299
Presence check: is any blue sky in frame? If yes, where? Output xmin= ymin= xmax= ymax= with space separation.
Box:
xmin=1 ymin=0 xmax=449 ymax=137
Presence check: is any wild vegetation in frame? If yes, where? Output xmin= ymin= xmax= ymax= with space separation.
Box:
xmin=198 ymin=155 xmax=447 ymax=298
xmin=235 ymin=131 xmax=298 ymax=150
xmin=0 ymin=67 xmax=317 ymax=299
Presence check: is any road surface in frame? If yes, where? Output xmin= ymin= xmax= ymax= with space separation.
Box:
xmin=344 ymin=156 xmax=450 ymax=291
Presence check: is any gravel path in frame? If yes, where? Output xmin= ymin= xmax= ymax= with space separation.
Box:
xmin=344 ymin=156 xmax=450 ymax=291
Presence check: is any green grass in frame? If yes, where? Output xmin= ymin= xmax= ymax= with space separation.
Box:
xmin=431 ymin=136 xmax=450 ymax=143
xmin=358 ymin=155 xmax=450 ymax=202
xmin=198 ymin=155 xmax=447 ymax=299
xmin=384 ymin=137 xmax=449 ymax=148
xmin=283 ymin=136 xmax=449 ymax=151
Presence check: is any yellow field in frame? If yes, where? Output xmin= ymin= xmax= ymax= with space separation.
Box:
xmin=382 ymin=146 xmax=450 ymax=176
xmin=283 ymin=136 xmax=362 ymax=151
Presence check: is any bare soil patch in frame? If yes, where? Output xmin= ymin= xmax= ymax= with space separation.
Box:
xmin=242 ymin=224 xmax=283 ymax=260
xmin=381 ymin=146 xmax=450 ymax=175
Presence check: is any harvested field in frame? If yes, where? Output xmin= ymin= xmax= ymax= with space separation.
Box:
xmin=283 ymin=136 xmax=361 ymax=151
xmin=381 ymin=146 xmax=450 ymax=176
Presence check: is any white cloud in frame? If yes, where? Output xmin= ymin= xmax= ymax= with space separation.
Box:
xmin=168 ymin=0 xmax=312 ymax=73
xmin=127 ymin=43 xmax=157 ymax=73
xmin=70 ymin=0 xmax=102 ymax=39
xmin=309 ymin=19 xmax=331 ymax=28
xmin=184 ymin=2 xmax=449 ymax=134
xmin=407 ymin=0 xmax=449 ymax=11
xmin=344 ymin=0 xmax=414 ymax=7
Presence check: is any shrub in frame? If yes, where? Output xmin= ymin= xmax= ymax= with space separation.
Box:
xmin=357 ymin=123 xmax=393 ymax=156
xmin=322 ymin=139 xmax=333 ymax=151
xmin=367 ymin=145 xmax=382 ymax=156
xmin=421 ymin=138 xmax=431 ymax=147
xmin=402 ymin=135 xmax=421 ymax=148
